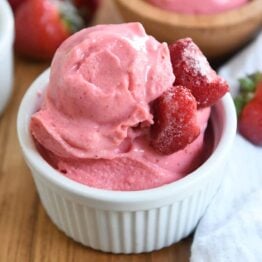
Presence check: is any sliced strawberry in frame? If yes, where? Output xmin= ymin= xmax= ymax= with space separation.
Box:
xmin=169 ymin=38 xmax=229 ymax=108
xmin=15 ymin=0 xmax=84 ymax=60
xmin=239 ymin=98 xmax=262 ymax=146
xmin=150 ymin=85 xmax=200 ymax=155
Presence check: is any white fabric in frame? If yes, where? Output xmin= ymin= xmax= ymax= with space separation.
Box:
xmin=191 ymin=32 xmax=262 ymax=262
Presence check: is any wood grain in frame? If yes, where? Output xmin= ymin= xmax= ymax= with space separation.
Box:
xmin=0 ymin=1 xmax=192 ymax=261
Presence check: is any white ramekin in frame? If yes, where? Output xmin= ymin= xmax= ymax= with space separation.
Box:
xmin=17 ymin=69 xmax=236 ymax=254
xmin=0 ymin=0 xmax=14 ymax=115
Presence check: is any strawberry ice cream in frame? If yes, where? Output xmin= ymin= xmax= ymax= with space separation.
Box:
xmin=147 ymin=0 xmax=248 ymax=14
xmin=30 ymin=23 xmax=223 ymax=191
xmin=31 ymin=23 xmax=174 ymax=160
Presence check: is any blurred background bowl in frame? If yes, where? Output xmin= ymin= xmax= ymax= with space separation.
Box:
xmin=0 ymin=0 xmax=14 ymax=115
xmin=115 ymin=0 xmax=262 ymax=59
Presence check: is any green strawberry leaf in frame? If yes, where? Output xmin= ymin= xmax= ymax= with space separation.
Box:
xmin=234 ymin=72 xmax=262 ymax=116
xmin=59 ymin=1 xmax=85 ymax=33
xmin=239 ymin=77 xmax=255 ymax=92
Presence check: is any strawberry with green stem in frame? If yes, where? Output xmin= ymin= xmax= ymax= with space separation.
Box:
xmin=234 ymin=72 xmax=262 ymax=115
xmin=15 ymin=0 xmax=84 ymax=60
xmin=234 ymin=72 xmax=262 ymax=145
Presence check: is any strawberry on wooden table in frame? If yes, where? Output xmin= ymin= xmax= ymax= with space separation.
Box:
xmin=169 ymin=38 xmax=229 ymax=108
xmin=15 ymin=0 xmax=84 ymax=60
xmin=150 ymin=85 xmax=200 ymax=155
xmin=234 ymin=72 xmax=262 ymax=145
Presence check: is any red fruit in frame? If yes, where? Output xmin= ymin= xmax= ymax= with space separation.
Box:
xmin=15 ymin=0 xmax=83 ymax=60
xmin=8 ymin=0 xmax=24 ymax=11
xmin=150 ymin=85 xmax=200 ymax=155
xmin=239 ymin=98 xmax=262 ymax=146
xmin=234 ymin=73 xmax=262 ymax=115
xmin=169 ymin=38 xmax=229 ymax=108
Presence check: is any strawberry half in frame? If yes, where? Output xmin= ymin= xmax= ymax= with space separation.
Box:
xmin=234 ymin=72 xmax=262 ymax=145
xmin=15 ymin=0 xmax=84 ymax=60
xmin=169 ymin=38 xmax=229 ymax=108
xmin=150 ymin=85 xmax=200 ymax=155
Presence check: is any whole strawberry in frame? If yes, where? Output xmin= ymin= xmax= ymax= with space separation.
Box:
xmin=234 ymin=72 xmax=262 ymax=145
xmin=150 ymin=85 xmax=200 ymax=154
xmin=15 ymin=0 xmax=84 ymax=60
xmin=239 ymin=99 xmax=262 ymax=146
xmin=169 ymin=38 xmax=229 ymax=108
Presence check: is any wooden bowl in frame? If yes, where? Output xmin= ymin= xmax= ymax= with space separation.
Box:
xmin=115 ymin=0 xmax=262 ymax=58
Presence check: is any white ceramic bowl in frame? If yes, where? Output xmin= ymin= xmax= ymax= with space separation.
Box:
xmin=17 ymin=69 xmax=236 ymax=254
xmin=0 ymin=0 xmax=14 ymax=114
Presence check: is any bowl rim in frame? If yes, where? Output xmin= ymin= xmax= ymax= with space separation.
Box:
xmin=0 ymin=0 xmax=14 ymax=46
xmin=17 ymin=69 xmax=236 ymax=204
xmin=115 ymin=0 xmax=262 ymax=28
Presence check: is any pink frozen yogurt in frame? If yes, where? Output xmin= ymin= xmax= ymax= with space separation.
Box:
xmin=30 ymin=23 xmax=212 ymax=191
xmin=147 ymin=0 xmax=248 ymax=14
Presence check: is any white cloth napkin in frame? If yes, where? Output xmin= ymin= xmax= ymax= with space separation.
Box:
xmin=191 ymin=32 xmax=262 ymax=262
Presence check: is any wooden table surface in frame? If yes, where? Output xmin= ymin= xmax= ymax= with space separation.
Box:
xmin=0 ymin=1 xmax=192 ymax=261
